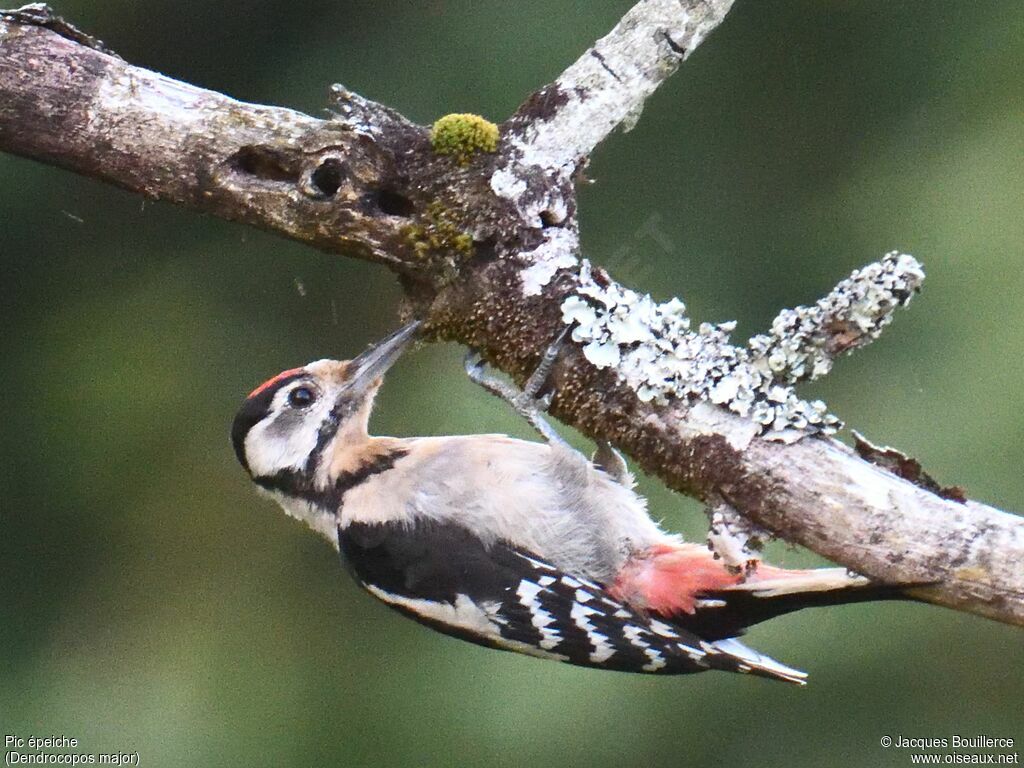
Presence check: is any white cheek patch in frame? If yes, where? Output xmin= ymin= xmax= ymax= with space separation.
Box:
xmin=244 ymin=393 xmax=333 ymax=476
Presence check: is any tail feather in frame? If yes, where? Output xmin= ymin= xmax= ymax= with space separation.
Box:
xmin=703 ymin=637 xmax=808 ymax=685
xmin=723 ymin=566 xmax=871 ymax=597
xmin=680 ymin=579 xmax=908 ymax=641
xmin=615 ymin=544 xmax=912 ymax=642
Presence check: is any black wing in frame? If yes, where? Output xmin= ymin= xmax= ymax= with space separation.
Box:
xmin=337 ymin=518 xmax=806 ymax=682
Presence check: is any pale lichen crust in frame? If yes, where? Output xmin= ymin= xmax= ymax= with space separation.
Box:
xmin=747 ymin=252 xmax=926 ymax=385
xmin=706 ymin=503 xmax=767 ymax=575
xmin=560 ymin=251 xmax=924 ymax=441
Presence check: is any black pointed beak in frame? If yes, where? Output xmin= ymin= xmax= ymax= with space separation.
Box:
xmin=344 ymin=320 xmax=421 ymax=396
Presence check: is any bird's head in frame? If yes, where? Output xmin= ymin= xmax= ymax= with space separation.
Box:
xmin=231 ymin=321 xmax=420 ymax=491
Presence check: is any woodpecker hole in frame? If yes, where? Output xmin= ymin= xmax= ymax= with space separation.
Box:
xmin=540 ymin=209 xmax=562 ymax=228
xmin=310 ymin=158 xmax=346 ymax=198
xmin=229 ymin=145 xmax=299 ymax=183
xmin=376 ymin=189 xmax=415 ymax=217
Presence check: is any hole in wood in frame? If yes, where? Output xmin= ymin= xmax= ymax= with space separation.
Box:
xmin=540 ymin=209 xmax=563 ymax=228
xmin=310 ymin=158 xmax=345 ymax=198
xmin=229 ymin=146 xmax=299 ymax=183
xmin=376 ymin=189 xmax=415 ymax=217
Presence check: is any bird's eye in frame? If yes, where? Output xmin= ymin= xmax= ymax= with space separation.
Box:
xmin=288 ymin=386 xmax=316 ymax=408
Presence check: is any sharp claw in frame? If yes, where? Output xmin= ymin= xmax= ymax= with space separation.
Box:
xmin=464 ymin=352 xmax=484 ymax=375
xmin=463 ymin=334 xmax=567 ymax=446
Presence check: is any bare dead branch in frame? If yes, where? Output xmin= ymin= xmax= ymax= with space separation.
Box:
xmin=0 ymin=3 xmax=1021 ymax=628
xmin=505 ymin=0 xmax=736 ymax=172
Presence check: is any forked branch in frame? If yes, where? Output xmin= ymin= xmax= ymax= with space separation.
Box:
xmin=1 ymin=2 xmax=1021 ymax=626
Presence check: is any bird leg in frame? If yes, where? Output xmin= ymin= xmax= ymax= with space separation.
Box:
xmin=466 ymin=333 xmax=636 ymax=486
xmin=591 ymin=440 xmax=633 ymax=487
xmin=464 ymin=329 xmax=570 ymax=447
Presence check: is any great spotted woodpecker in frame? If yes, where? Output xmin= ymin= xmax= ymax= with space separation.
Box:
xmin=232 ymin=322 xmax=898 ymax=684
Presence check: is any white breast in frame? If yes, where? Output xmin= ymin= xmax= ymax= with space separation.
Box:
xmin=264 ymin=488 xmax=340 ymax=546
xmin=339 ymin=435 xmax=673 ymax=581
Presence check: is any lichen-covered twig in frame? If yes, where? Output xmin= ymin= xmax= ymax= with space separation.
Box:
xmin=748 ymin=252 xmax=926 ymax=386
xmin=1 ymin=3 xmax=1023 ymax=628
xmin=559 ymin=252 xmax=923 ymax=442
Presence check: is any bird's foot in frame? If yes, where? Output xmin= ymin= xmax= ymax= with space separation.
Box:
xmin=591 ymin=440 xmax=632 ymax=487
xmin=464 ymin=329 xmax=569 ymax=447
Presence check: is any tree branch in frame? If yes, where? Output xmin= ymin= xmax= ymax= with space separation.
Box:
xmin=1 ymin=3 xmax=1022 ymax=628
xmin=505 ymin=0 xmax=735 ymax=172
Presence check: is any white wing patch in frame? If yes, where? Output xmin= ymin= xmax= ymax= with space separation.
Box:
xmin=364 ymin=584 xmax=569 ymax=662
xmin=516 ymin=579 xmax=563 ymax=650
xmin=648 ymin=618 xmax=681 ymax=638
xmin=678 ymin=643 xmax=708 ymax=663
xmin=647 ymin=618 xmax=706 ymax=662
xmin=570 ymin=601 xmax=616 ymax=663
xmin=365 ymin=585 xmax=497 ymax=635
xmin=623 ymin=624 xmax=667 ymax=672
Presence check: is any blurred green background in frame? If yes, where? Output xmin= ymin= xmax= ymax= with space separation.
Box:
xmin=2 ymin=1 xmax=1022 ymax=766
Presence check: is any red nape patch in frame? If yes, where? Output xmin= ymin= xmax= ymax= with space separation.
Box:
xmin=247 ymin=367 xmax=305 ymax=399
xmin=612 ymin=544 xmax=744 ymax=615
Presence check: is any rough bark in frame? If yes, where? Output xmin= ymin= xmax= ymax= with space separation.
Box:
xmin=1 ymin=2 xmax=1021 ymax=628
